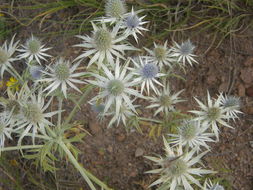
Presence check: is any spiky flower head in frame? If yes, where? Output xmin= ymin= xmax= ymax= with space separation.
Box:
xmin=105 ymin=0 xmax=127 ymax=21
xmin=220 ymin=94 xmax=242 ymax=120
xmin=145 ymin=41 xmax=175 ymax=69
xmin=168 ymin=120 xmax=214 ymax=151
xmin=171 ymin=40 xmax=197 ymax=66
xmin=147 ymin=84 xmax=184 ymax=116
xmin=87 ymin=58 xmax=143 ymax=117
xmin=0 ymin=35 xmax=19 ymax=78
xmin=189 ymin=92 xmax=232 ymax=140
xmin=29 ymin=65 xmax=43 ymax=80
xmin=122 ymin=7 xmax=148 ymax=42
xmin=16 ymin=87 xmax=59 ymax=144
xmin=145 ymin=137 xmax=214 ymax=190
xmin=18 ymin=35 xmax=51 ymax=65
xmin=108 ymin=101 xmax=137 ymax=127
xmin=204 ymin=179 xmax=225 ymax=190
xmin=39 ymin=58 xmax=85 ymax=98
xmin=75 ymin=22 xmax=137 ymax=68
xmin=130 ymin=56 xmax=164 ymax=95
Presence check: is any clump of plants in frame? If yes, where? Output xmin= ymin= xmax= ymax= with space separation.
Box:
xmin=0 ymin=0 xmax=242 ymax=189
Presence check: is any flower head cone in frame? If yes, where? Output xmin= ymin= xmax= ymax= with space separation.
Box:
xmin=189 ymin=92 xmax=232 ymax=140
xmin=74 ymin=22 xmax=137 ymax=68
xmin=168 ymin=120 xmax=214 ymax=151
xmin=171 ymin=40 xmax=197 ymax=66
xmin=87 ymin=58 xmax=143 ymax=117
xmin=144 ymin=41 xmax=175 ymax=69
xmin=203 ymin=179 xmax=225 ymax=190
xmin=220 ymin=94 xmax=242 ymax=121
xmin=0 ymin=113 xmax=14 ymax=149
xmin=16 ymin=87 xmax=59 ymax=144
xmin=122 ymin=7 xmax=148 ymax=43
xmin=103 ymin=0 xmax=127 ymax=23
xmin=147 ymin=84 xmax=184 ymax=116
xmin=18 ymin=35 xmax=51 ymax=65
xmin=0 ymin=35 xmax=19 ymax=78
xmin=39 ymin=58 xmax=85 ymax=98
xmin=130 ymin=56 xmax=165 ymax=95
xmin=145 ymin=137 xmax=214 ymax=190
xmin=0 ymin=86 xmax=29 ymax=124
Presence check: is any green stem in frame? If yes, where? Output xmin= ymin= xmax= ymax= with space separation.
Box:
xmin=65 ymin=85 xmax=93 ymax=124
xmin=1 ymin=145 xmax=43 ymax=152
xmin=57 ymin=98 xmax=63 ymax=127
xmin=58 ymin=140 xmax=113 ymax=190
xmin=139 ymin=117 xmax=162 ymax=124
xmin=6 ymin=66 xmax=24 ymax=84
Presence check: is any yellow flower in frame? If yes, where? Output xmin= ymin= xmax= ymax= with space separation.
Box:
xmin=6 ymin=77 xmax=20 ymax=91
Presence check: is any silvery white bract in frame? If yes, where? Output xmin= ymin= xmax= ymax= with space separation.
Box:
xmin=168 ymin=120 xmax=214 ymax=151
xmin=15 ymin=87 xmax=59 ymax=143
xmin=145 ymin=137 xmax=214 ymax=190
xmin=108 ymin=101 xmax=137 ymax=127
xmin=74 ymin=22 xmax=137 ymax=68
xmin=87 ymin=58 xmax=143 ymax=117
xmin=0 ymin=35 xmax=19 ymax=78
xmin=18 ymin=35 xmax=51 ymax=65
xmin=171 ymin=40 xmax=197 ymax=66
xmin=0 ymin=113 xmax=14 ymax=149
xmin=146 ymin=84 xmax=184 ymax=116
xmin=144 ymin=41 xmax=175 ymax=69
xmin=122 ymin=8 xmax=148 ymax=43
xmin=203 ymin=179 xmax=225 ymax=190
xmin=39 ymin=58 xmax=85 ymax=98
xmin=130 ymin=56 xmax=164 ymax=95
xmin=220 ymin=94 xmax=242 ymax=120
xmin=189 ymin=92 xmax=232 ymax=140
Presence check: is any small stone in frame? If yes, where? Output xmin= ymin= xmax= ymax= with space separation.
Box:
xmin=242 ymin=106 xmax=253 ymax=114
xmin=246 ymin=86 xmax=253 ymax=97
xmin=107 ymin=146 xmax=113 ymax=153
xmin=243 ymin=57 xmax=253 ymax=66
xmin=116 ymin=134 xmax=126 ymax=142
xmin=240 ymin=68 xmax=253 ymax=84
xmin=135 ymin=148 xmax=144 ymax=157
xmin=238 ymin=84 xmax=245 ymax=97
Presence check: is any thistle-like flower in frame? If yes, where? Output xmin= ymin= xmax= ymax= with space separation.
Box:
xmin=75 ymin=22 xmax=137 ymax=68
xmin=145 ymin=137 xmax=214 ymax=190
xmin=39 ymin=58 xmax=85 ymax=98
xmin=122 ymin=8 xmax=148 ymax=42
xmin=0 ymin=35 xmax=19 ymax=78
xmin=15 ymin=88 xmax=58 ymax=143
xmin=87 ymin=59 xmax=143 ymax=117
xmin=144 ymin=41 xmax=175 ymax=69
xmin=189 ymin=92 xmax=232 ymax=140
xmin=18 ymin=35 xmax=51 ymax=65
xmin=29 ymin=65 xmax=43 ymax=80
xmin=0 ymin=113 xmax=14 ymax=149
xmin=130 ymin=56 xmax=164 ymax=95
xmin=203 ymin=179 xmax=225 ymax=190
xmin=104 ymin=0 xmax=127 ymax=23
xmin=220 ymin=94 xmax=242 ymax=120
xmin=168 ymin=120 xmax=214 ymax=151
xmin=147 ymin=84 xmax=184 ymax=116
xmin=171 ymin=40 xmax=197 ymax=66
xmin=108 ymin=101 xmax=136 ymax=127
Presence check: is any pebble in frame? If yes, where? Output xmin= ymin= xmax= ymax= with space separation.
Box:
xmin=243 ymin=57 xmax=253 ymax=66
xmin=240 ymin=68 xmax=253 ymax=84
xmin=135 ymin=148 xmax=144 ymax=157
